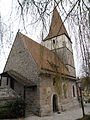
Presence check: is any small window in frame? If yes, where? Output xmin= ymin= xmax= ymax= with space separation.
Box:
xmin=63 ymin=83 xmax=67 ymax=98
xmin=10 ymin=78 xmax=14 ymax=90
xmin=0 ymin=75 xmax=1 ymax=86
xmin=30 ymin=86 xmax=36 ymax=91
xmin=32 ymin=86 xmax=36 ymax=91
xmin=7 ymin=77 xmax=8 ymax=85
xmin=53 ymin=39 xmax=55 ymax=44
xmin=0 ymin=79 xmax=1 ymax=86
xmin=73 ymin=85 xmax=75 ymax=97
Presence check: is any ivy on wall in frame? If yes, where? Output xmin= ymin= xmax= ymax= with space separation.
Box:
xmin=54 ymin=74 xmax=62 ymax=96
xmin=63 ymin=83 xmax=67 ymax=98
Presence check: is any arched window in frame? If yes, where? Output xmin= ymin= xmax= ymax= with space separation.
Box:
xmin=63 ymin=83 xmax=67 ymax=98
xmin=0 ymin=79 xmax=1 ymax=86
xmin=73 ymin=85 xmax=75 ymax=97
xmin=53 ymin=39 xmax=55 ymax=44
xmin=52 ymin=94 xmax=58 ymax=112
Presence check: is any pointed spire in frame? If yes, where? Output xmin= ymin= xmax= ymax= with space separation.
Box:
xmin=44 ymin=8 xmax=70 ymax=41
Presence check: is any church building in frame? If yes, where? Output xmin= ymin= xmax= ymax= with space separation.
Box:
xmin=0 ymin=8 xmax=78 ymax=116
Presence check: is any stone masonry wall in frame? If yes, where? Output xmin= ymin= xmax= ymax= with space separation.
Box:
xmin=42 ymin=35 xmax=75 ymax=77
xmin=14 ymin=81 xmax=24 ymax=98
xmin=39 ymin=76 xmax=53 ymax=116
xmin=60 ymin=79 xmax=78 ymax=111
xmin=39 ymin=75 xmax=78 ymax=116
xmin=55 ymin=47 xmax=75 ymax=76
xmin=42 ymin=35 xmax=72 ymax=52
xmin=25 ymin=86 xmax=40 ymax=116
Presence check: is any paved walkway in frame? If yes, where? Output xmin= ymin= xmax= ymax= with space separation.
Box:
xmin=6 ymin=104 xmax=90 ymax=120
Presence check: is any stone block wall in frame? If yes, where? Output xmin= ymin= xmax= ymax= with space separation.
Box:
xmin=60 ymin=79 xmax=78 ymax=111
xmin=39 ymin=75 xmax=78 ymax=116
xmin=55 ymin=47 xmax=75 ymax=76
xmin=25 ymin=86 xmax=40 ymax=116
xmin=0 ymin=86 xmax=19 ymax=106
xmin=39 ymin=76 xmax=53 ymax=116
xmin=42 ymin=35 xmax=72 ymax=52
xmin=14 ymin=81 xmax=24 ymax=98
xmin=55 ymin=47 xmax=74 ymax=66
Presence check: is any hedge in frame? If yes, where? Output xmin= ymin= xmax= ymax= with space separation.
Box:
xmin=0 ymin=98 xmax=25 ymax=119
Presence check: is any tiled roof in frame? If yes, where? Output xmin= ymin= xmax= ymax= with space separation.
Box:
xmin=44 ymin=8 xmax=71 ymax=42
xmin=17 ymin=32 xmax=72 ymax=76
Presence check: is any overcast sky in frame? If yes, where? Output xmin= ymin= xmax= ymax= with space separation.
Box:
xmin=0 ymin=0 xmax=11 ymax=73
xmin=0 ymin=0 xmax=77 ymax=75
xmin=0 ymin=0 xmax=88 ymax=77
xmin=1 ymin=0 xmax=11 ymax=18
xmin=0 ymin=0 xmax=48 ymax=73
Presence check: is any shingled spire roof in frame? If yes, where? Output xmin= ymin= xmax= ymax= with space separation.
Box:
xmin=44 ymin=8 xmax=70 ymax=41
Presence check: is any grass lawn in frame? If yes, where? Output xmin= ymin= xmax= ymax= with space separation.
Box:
xmin=76 ymin=115 xmax=90 ymax=120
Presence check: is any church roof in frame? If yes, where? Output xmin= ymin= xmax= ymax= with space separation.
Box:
xmin=1 ymin=70 xmax=36 ymax=86
xmin=44 ymin=8 xmax=71 ymax=42
xmin=17 ymin=32 xmax=74 ymax=77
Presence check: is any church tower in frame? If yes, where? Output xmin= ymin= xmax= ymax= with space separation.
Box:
xmin=42 ymin=8 xmax=75 ymax=77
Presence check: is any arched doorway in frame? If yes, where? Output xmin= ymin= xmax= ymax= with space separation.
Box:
xmin=53 ymin=94 xmax=58 ymax=112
